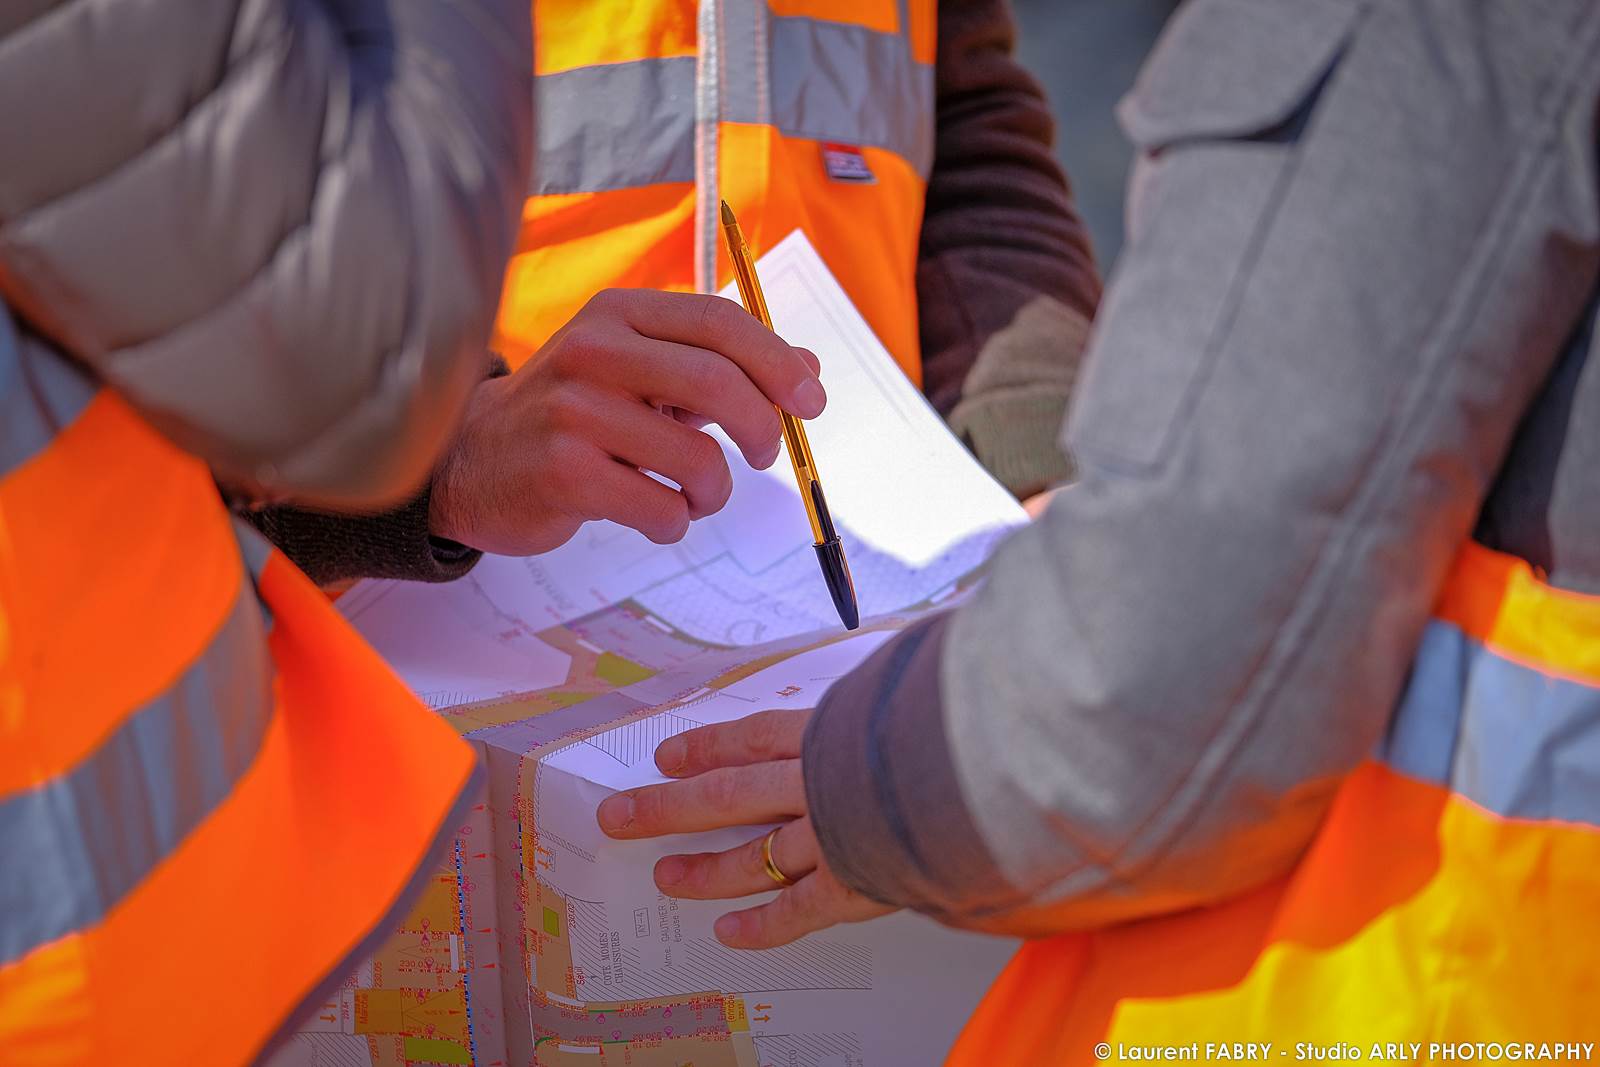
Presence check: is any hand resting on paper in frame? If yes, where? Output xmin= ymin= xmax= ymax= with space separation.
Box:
xmin=430 ymin=289 xmax=825 ymax=555
xmin=595 ymin=708 xmax=896 ymax=949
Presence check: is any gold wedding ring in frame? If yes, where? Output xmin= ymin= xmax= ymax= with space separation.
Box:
xmin=760 ymin=827 xmax=797 ymax=889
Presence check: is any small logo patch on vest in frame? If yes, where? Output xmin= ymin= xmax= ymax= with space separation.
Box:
xmin=821 ymin=142 xmax=876 ymax=184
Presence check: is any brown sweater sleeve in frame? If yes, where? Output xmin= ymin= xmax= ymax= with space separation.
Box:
xmin=238 ymin=483 xmax=483 ymax=586
xmin=919 ymin=0 xmax=1103 ymax=497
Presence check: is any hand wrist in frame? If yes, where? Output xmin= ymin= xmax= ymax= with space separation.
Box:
xmin=427 ymin=442 xmax=467 ymax=546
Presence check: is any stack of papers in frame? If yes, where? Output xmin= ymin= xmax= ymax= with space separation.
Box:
xmin=269 ymin=233 xmax=1026 ymax=1067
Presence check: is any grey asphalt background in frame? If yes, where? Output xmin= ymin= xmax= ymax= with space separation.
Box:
xmin=1011 ymin=0 xmax=1180 ymax=268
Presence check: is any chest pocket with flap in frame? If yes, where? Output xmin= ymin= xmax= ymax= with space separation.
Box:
xmin=1066 ymin=0 xmax=1368 ymax=473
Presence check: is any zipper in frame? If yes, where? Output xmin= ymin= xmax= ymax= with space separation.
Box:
xmin=694 ymin=0 xmax=723 ymax=294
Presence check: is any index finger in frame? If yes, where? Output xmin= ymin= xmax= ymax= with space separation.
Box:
xmin=620 ymin=292 xmax=826 ymax=421
xmin=654 ymin=708 xmax=812 ymax=778
xmin=597 ymin=759 xmax=805 ymax=839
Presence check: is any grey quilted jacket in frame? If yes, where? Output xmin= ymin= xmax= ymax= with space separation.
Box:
xmin=0 ymin=0 xmax=531 ymax=507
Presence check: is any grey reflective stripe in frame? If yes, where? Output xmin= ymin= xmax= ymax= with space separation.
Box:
xmin=1379 ymin=621 xmax=1600 ymax=827
xmin=230 ymin=517 xmax=278 ymax=630
xmin=1 ymin=309 xmax=96 ymax=478
xmin=0 ymin=581 xmax=274 ymax=965
xmin=528 ymin=16 xmax=934 ymax=198
xmin=720 ymin=1 xmax=772 ymax=127
xmin=532 ymin=57 xmax=696 ymax=196
xmin=769 ymin=16 xmax=935 ymax=176
xmin=232 ymin=519 xmax=274 ymax=579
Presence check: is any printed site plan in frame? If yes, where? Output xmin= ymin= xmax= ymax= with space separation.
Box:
xmin=267 ymin=234 xmax=1024 ymax=1067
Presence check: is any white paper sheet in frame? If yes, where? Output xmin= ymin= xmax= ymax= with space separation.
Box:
xmin=275 ymin=232 xmax=1027 ymax=1067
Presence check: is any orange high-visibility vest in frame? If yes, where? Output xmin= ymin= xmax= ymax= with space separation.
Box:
xmin=0 ymin=328 xmax=481 ymax=1065
xmin=494 ymin=0 xmax=938 ymax=381
xmin=948 ymin=543 xmax=1600 ymax=1065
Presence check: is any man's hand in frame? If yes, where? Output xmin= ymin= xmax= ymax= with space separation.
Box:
xmin=1022 ymin=487 xmax=1060 ymax=520
xmin=430 ymin=290 xmax=826 ymax=555
xmin=595 ymin=709 xmax=897 ymax=949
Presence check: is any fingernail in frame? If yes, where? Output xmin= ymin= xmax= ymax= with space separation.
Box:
xmin=756 ymin=439 xmax=782 ymax=470
xmin=656 ymin=736 xmax=687 ymax=775
xmin=713 ymin=914 xmax=741 ymax=942
xmin=792 ymin=378 xmax=826 ymax=419
xmin=597 ymin=794 xmax=633 ymax=833
xmin=655 ymin=856 xmax=686 ymax=886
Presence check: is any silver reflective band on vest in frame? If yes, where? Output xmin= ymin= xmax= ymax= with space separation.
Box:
xmin=232 ymin=518 xmax=276 ymax=581
xmin=766 ymin=15 xmax=934 ymax=172
xmin=533 ymin=57 xmax=697 ymax=196
xmin=531 ymin=14 xmax=934 ymax=196
xmin=0 ymin=583 xmax=275 ymax=965
xmin=1379 ymin=621 xmax=1600 ymax=827
xmin=1 ymin=311 xmax=96 ymax=478
xmin=231 ymin=518 xmax=280 ymax=629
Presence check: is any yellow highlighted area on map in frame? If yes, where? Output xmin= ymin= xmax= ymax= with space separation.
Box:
xmin=402 ymin=1037 xmax=472 ymax=1065
xmin=722 ymin=994 xmax=749 ymax=1033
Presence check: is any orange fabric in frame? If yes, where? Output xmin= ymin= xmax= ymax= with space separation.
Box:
xmin=494 ymin=183 xmax=697 ymax=369
xmin=1434 ymin=542 xmax=1600 ymax=684
xmin=726 ymin=124 xmax=927 ymax=385
xmin=948 ymin=544 xmax=1600 ymax=1065
xmin=950 ymin=881 xmax=1290 ymax=1065
xmin=950 ymin=764 xmax=1600 ymax=1065
xmin=907 ymin=0 xmax=938 ymax=64
xmin=767 ymin=0 xmax=899 ymax=34
xmin=497 ymin=0 xmax=934 ymax=379
xmin=533 ymin=0 xmax=908 ymax=72
xmin=0 ymin=392 xmax=239 ymax=793
xmin=533 ymin=0 xmax=698 ymax=74
xmin=495 ymin=129 xmax=928 ymax=383
xmin=0 ymin=551 xmax=479 ymax=1066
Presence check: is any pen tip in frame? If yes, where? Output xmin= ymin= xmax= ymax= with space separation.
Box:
xmin=720 ymin=199 xmax=736 ymax=227
xmin=814 ymin=540 xmax=859 ymax=631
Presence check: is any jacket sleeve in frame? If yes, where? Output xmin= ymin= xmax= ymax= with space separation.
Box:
xmin=236 ymin=355 xmax=511 ymax=585
xmin=918 ymin=0 xmax=1102 ymax=498
xmin=806 ymin=0 xmax=1600 ymax=934
xmin=0 ymin=0 xmax=532 ymax=509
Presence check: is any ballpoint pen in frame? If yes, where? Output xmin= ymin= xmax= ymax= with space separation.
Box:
xmin=719 ymin=200 xmax=860 ymax=631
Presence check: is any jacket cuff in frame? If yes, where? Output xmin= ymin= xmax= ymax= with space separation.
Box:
xmin=945 ymin=296 xmax=1092 ymax=498
xmin=803 ymin=614 xmax=1013 ymax=915
xmin=948 ymin=387 xmax=1075 ymax=498
xmin=241 ymin=481 xmax=483 ymax=586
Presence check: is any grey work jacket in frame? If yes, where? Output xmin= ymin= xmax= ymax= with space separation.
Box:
xmin=805 ymin=0 xmax=1600 ymax=934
